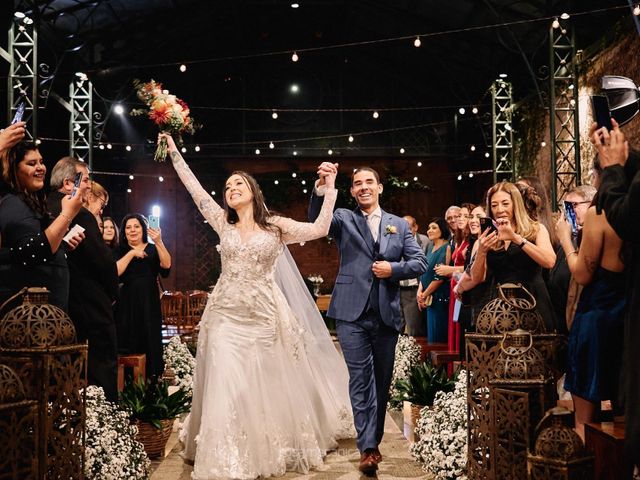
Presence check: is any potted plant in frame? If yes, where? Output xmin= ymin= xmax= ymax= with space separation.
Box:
xmin=388 ymin=334 xmax=423 ymax=411
xmin=394 ymin=361 xmax=456 ymax=436
xmin=119 ymin=377 xmax=191 ymax=459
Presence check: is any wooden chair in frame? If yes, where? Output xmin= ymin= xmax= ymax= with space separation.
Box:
xmin=161 ymin=290 xmax=185 ymax=341
xmin=183 ymin=290 xmax=208 ymax=337
xmin=117 ymin=353 xmax=146 ymax=391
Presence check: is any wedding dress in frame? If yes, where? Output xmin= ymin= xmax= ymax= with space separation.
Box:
xmin=172 ymin=154 xmax=354 ymax=480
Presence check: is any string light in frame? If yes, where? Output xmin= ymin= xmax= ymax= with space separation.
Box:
xmin=159 ymin=176 xmax=164 ymax=182
xmin=195 ymin=145 xmax=201 ymax=152
xmin=127 ymin=188 xmax=132 ymax=193
xmin=301 ymin=180 xmax=306 ymax=185
xmin=417 ymin=161 xmax=422 ymax=167
xmin=303 ymin=188 xmax=307 ymax=193
xmin=181 ymin=146 xmax=187 ymax=153
xmin=470 ymin=145 xmax=476 ymax=151
xmin=106 ymin=143 xmax=112 ymax=149
xmin=291 ymin=172 xmax=297 ymax=177
xmin=274 ymin=180 xmax=279 ymax=184
xmin=113 ymin=104 xmax=125 ymax=115
xmin=499 ymin=73 xmax=508 ymax=78
xmin=125 ymin=145 xmax=131 ymax=151
xmin=179 ymin=64 xmax=187 ymax=72
xmin=291 ymin=51 xmax=299 ymax=62
xmin=457 ymin=175 xmax=463 ymax=181
xmin=372 ymin=111 xmax=379 ymax=119
xmin=458 ymin=107 xmax=466 ymax=115
xmin=472 ymin=107 xmax=478 ymax=114
xmin=211 ymin=191 xmax=216 ymax=196
xmin=129 ymin=175 xmax=134 ymax=180
xmin=399 ymin=148 xmax=405 ymax=154
xmin=327 ymin=149 xmax=333 ymax=155
xmin=485 ymin=152 xmax=490 ymax=158
xmin=413 ymin=36 xmax=421 ymax=47
xmin=560 ymin=12 xmax=570 ymax=19
xmin=403 ymin=181 xmax=408 ymax=187
xmin=99 ymin=144 xmax=105 ymax=150
xmin=348 ymin=135 xmax=354 ymax=142
xmin=552 ymin=17 xmax=560 ymax=28
xmin=269 ymin=141 xmax=275 ymax=149
xmin=255 ymin=148 xmax=261 ymax=154
xmin=291 ymin=2 xmax=299 ymax=8
xmin=413 ymin=176 xmax=418 ymax=181
xmin=293 ymin=150 xmax=298 ymax=156
xmin=469 ymin=173 xmax=474 ymax=178
xmin=272 ymin=111 xmax=278 ymax=119
xmin=541 ymin=141 xmax=547 ymax=147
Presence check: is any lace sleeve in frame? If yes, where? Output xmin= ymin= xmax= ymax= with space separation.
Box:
xmin=273 ymin=188 xmax=337 ymax=245
xmin=169 ymin=150 xmax=225 ymax=233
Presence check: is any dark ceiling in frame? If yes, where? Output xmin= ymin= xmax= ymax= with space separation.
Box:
xmin=3 ymin=0 xmax=634 ymax=163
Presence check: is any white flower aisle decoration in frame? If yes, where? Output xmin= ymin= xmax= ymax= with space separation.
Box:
xmin=411 ymin=370 xmax=468 ymax=480
xmin=388 ymin=334 xmax=422 ymax=410
xmin=84 ymin=386 xmax=150 ymax=480
xmin=163 ymin=336 xmax=196 ymax=396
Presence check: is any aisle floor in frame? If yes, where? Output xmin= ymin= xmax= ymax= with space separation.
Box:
xmin=150 ymin=410 xmax=429 ymax=480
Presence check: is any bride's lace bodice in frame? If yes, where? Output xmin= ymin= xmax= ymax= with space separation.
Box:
xmin=170 ymin=151 xmax=337 ymax=285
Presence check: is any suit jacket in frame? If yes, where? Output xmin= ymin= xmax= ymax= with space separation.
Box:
xmin=309 ymin=194 xmax=427 ymax=331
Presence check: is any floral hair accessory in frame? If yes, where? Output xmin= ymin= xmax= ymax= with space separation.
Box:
xmin=385 ymin=224 xmax=397 ymax=235
xmin=131 ymin=79 xmax=200 ymax=161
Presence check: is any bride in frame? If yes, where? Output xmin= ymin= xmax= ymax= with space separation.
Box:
xmin=160 ymin=134 xmax=354 ymax=479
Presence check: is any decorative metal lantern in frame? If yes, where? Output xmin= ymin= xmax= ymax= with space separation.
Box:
xmin=0 ymin=288 xmax=87 ymax=480
xmin=0 ymin=364 xmax=38 ymax=479
xmin=475 ymin=283 xmax=545 ymax=335
xmin=494 ymin=329 xmax=546 ymax=380
xmin=528 ymin=407 xmax=594 ymax=479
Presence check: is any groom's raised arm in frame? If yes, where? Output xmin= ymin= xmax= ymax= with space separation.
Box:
xmin=389 ymin=223 xmax=427 ymax=281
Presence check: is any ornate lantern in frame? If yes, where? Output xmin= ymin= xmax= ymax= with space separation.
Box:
xmin=528 ymin=407 xmax=594 ymax=479
xmin=494 ymin=329 xmax=546 ymax=380
xmin=0 ymin=364 xmax=38 ymax=479
xmin=475 ymin=283 xmax=545 ymax=335
xmin=0 ymin=288 xmax=87 ymax=479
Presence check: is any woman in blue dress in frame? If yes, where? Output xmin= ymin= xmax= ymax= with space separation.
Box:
xmin=417 ymin=218 xmax=451 ymax=343
xmin=556 ymin=157 xmax=626 ymax=441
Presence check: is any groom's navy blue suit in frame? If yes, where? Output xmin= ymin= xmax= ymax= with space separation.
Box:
xmin=309 ymin=194 xmax=426 ymax=452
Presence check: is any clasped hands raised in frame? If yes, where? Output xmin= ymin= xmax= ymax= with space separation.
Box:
xmin=316 ymin=162 xmax=338 ymax=189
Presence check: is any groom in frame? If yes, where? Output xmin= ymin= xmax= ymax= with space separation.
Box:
xmin=309 ymin=163 xmax=427 ymax=475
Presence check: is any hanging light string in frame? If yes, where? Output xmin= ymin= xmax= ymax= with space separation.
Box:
xmin=90 ymin=4 xmax=627 ymax=74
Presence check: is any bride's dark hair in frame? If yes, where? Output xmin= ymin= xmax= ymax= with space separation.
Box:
xmin=223 ymin=171 xmax=282 ymax=239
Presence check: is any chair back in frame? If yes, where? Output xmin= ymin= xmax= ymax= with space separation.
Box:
xmin=185 ymin=290 xmax=208 ymax=328
xmin=161 ymin=291 xmax=185 ymax=328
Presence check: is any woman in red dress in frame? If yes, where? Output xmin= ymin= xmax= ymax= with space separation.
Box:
xmin=435 ymin=202 xmax=475 ymax=353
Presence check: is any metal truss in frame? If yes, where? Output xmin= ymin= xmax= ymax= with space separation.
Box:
xmin=549 ymin=19 xmax=580 ymax=210
xmin=69 ymin=73 xmax=93 ymax=167
xmin=7 ymin=14 xmax=38 ymax=140
xmin=491 ymin=79 xmax=514 ymax=183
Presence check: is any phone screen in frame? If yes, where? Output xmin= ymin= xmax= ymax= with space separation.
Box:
xmin=563 ymin=201 xmax=578 ymax=235
xmin=479 ymin=217 xmax=497 ymax=234
xmin=11 ymin=101 xmax=25 ymax=125
xmin=148 ymin=215 xmax=160 ymax=230
xmin=70 ymin=172 xmax=83 ymax=197
xmin=590 ymin=95 xmax=613 ymax=131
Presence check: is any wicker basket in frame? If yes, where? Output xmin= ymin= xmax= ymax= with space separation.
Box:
xmin=135 ymin=419 xmax=174 ymax=459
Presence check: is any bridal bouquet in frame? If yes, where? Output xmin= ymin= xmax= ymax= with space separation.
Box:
xmin=131 ymin=79 xmax=198 ymax=161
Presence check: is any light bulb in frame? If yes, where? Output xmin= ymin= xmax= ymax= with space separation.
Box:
xmin=457 ymin=175 xmax=462 ymax=181
xmin=413 ymin=176 xmax=418 ymax=181
xmin=269 ymin=141 xmax=275 ymax=149
xmin=127 ymin=188 xmax=132 ymax=193
xmin=179 ymin=64 xmax=187 ymax=72
xmin=129 ymin=175 xmax=134 ymax=180
xmin=303 ymin=188 xmax=307 ymax=194
xmin=272 ymin=111 xmax=278 ymax=119
xmin=560 ymin=12 xmax=570 ymax=20
xmin=107 ymin=143 xmax=112 ymax=149
xmin=211 ymin=191 xmax=216 ymax=196
xmin=541 ymin=141 xmax=547 ymax=147
xmin=348 ymin=135 xmax=354 ymax=143
xmin=469 ymin=173 xmax=474 ymax=178
xmin=472 ymin=107 xmax=479 ymax=114
xmin=413 ymin=36 xmax=421 ymax=48
xmin=458 ymin=107 xmax=466 ymax=115
xmin=274 ymin=180 xmax=279 ymax=185
xmin=113 ymin=104 xmax=124 ymax=115
xmin=328 ymin=149 xmax=333 ymax=155
xmin=99 ymin=144 xmax=105 ymax=150
xmin=470 ymin=145 xmax=476 ymax=151
xmin=499 ymin=73 xmax=508 ymax=78
xmin=301 ymin=180 xmax=306 ymax=185
xmin=255 ymin=149 xmax=261 ymax=155
xmin=403 ymin=181 xmax=408 ymax=187
xmin=485 ymin=152 xmax=490 ymax=158
xmin=372 ymin=111 xmax=379 ymax=119
xmin=417 ymin=161 xmax=422 ymax=167
xmin=195 ymin=145 xmax=201 ymax=152
xmin=399 ymin=148 xmax=405 ymax=154
xmin=159 ymin=176 xmax=164 ymax=182
xmin=291 ymin=51 xmax=299 ymax=62
xmin=293 ymin=150 xmax=298 ymax=156
xmin=181 ymin=146 xmax=187 ymax=153
xmin=292 ymin=172 xmax=297 ymax=178
xmin=552 ymin=18 xmax=560 ymax=29
xmin=125 ymin=145 xmax=131 ymax=151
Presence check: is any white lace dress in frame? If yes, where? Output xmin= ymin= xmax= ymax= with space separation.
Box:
xmin=171 ymin=154 xmax=354 ymax=480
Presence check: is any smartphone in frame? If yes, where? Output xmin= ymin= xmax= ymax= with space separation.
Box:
xmin=11 ymin=101 xmax=25 ymax=125
xmin=590 ymin=95 xmax=613 ymax=131
xmin=563 ymin=201 xmax=578 ymax=235
xmin=479 ymin=217 xmax=497 ymax=234
xmin=148 ymin=215 xmax=160 ymax=230
xmin=70 ymin=171 xmax=83 ymax=197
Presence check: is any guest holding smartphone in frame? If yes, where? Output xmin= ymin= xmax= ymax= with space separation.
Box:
xmin=556 ymin=155 xmax=625 ymax=442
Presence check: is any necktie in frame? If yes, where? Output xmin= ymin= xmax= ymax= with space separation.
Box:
xmin=365 ymin=214 xmax=379 ymax=242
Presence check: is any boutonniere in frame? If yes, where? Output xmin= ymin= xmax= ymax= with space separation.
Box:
xmin=385 ymin=224 xmax=397 ymax=235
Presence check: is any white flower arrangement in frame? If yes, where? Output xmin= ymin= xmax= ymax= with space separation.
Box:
xmin=163 ymin=335 xmax=196 ymax=396
xmin=307 ymin=274 xmax=324 ymax=284
xmin=410 ymin=370 xmax=468 ymax=480
xmin=84 ymin=386 xmax=150 ymax=480
xmin=388 ymin=334 xmax=422 ymax=410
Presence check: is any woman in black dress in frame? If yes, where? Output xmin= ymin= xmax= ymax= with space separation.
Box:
xmin=116 ymin=213 xmax=171 ymax=378
xmin=470 ymin=182 xmax=557 ymax=332
xmin=0 ymin=135 xmax=84 ymax=310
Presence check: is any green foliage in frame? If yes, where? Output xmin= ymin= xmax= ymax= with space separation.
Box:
xmin=119 ymin=377 xmax=191 ymax=429
xmin=394 ymin=361 xmax=456 ymax=407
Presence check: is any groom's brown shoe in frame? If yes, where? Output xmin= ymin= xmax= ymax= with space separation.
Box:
xmin=359 ymin=449 xmax=379 ymax=476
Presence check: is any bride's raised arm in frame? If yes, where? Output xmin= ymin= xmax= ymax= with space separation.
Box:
xmin=161 ymin=133 xmax=225 ymax=233
xmin=272 ymin=177 xmax=337 ymax=245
